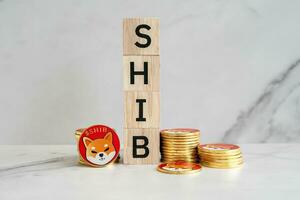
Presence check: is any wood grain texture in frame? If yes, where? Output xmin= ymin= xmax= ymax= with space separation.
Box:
xmin=123 ymin=128 xmax=160 ymax=164
xmin=123 ymin=18 xmax=159 ymax=55
xmin=123 ymin=55 xmax=160 ymax=91
xmin=124 ymin=91 xmax=160 ymax=128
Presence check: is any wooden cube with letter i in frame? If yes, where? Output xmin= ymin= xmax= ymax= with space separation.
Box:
xmin=123 ymin=18 xmax=160 ymax=164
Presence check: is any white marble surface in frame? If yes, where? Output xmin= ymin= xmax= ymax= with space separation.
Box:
xmin=0 ymin=144 xmax=299 ymax=200
xmin=1 ymin=0 xmax=300 ymax=144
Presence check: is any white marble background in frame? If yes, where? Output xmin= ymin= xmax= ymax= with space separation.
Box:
xmin=0 ymin=0 xmax=300 ymax=144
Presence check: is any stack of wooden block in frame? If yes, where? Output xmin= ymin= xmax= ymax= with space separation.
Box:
xmin=123 ymin=18 xmax=160 ymax=164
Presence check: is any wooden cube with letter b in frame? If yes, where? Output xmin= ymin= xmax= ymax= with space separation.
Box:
xmin=123 ymin=18 xmax=160 ymax=164
xmin=123 ymin=129 xmax=160 ymax=164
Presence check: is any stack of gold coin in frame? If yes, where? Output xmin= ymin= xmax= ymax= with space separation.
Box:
xmin=160 ymin=128 xmax=200 ymax=163
xmin=198 ymin=144 xmax=243 ymax=168
xmin=75 ymin=128 xmax=86 ymax=165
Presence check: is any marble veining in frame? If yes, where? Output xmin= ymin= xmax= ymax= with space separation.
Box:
xmin=223 ymin=59 xmax=300 ymax=143
xmin=0 ymin=156 xmax=77 ymax=177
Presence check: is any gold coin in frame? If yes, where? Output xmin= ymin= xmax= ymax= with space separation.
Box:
xmin=162 ymin=145 xmax=198 ymax=149
xmin=161 ymin=135 xmax=200 ymax=138
xmin=198 ymin=144 xmax=241 ymax=154
xmin=162 ymin=145 xmax=199 ymax=149
xmin=201 ymin=161 xmax=243 ymax=168
xmin=162 ymin=148 xmax=197 ymax=151
xmin=162 ymin=157 xmax=199 ymax=161
xmin=161 ymin=133 xmax=199 ymax=137
xmin=163 ymin=142 xmax=199 ymax=145
xmin=161 ymin=139 xmax=200 ymax=143
xmin=162 ymin=150 xmax=198 ymax=154
xmin=161 ymin=150 xmax=198 ymax=156
xmin=162 ymin=158 xmax=199 ymax=161
xmin=161 ymin=128 xmax=200 ymax=134
xmin=200 ymin=156 xmax=243 ymax=162
xmin=75 ymin=129 xmax=85 ymax=164
xmin=75 ymin=128 xmax=85 ymax=136
xmin=162 ymin=158 xmax=199 ymax=162
xmin=199 ymin=150 xmax=242 ymax=156
xmin=162 ymin=154 xmax=199 ymax=157
xmin=200 ymin=153 xmax=243 ymax=159
xmin=161 ymin=157 xmax=200 ymax=161
xmin=202 ymin=160 xmax=243 ymax=166
xmin=199 ymin=153 xmax=242 ymax=159
xmin=162 ymin=153 xmax=197 ymax=157
xmin=201 ymin=157 xmax=243 ymax=164
xmin=160 ymin=148 xmax=199 ymax=152
xmin=162 ymin=144 xmax=199 ymax=149
xmin=163 ymin=148 xmax=198 ymax=151
xmin=162 ymin=152 xmax=198 ymax=155
xmin=160 ymin=150 xmax=199 ymax=156
xmin=161 ymin=139 xmax=199 ymax=143
xmin=161 ymin=135 xmax=200 ymax=139
xmin=162 ymin=153 xmax=198 ymax=157
xmin=162 ymin=155 xmax=198 ymax=158
xmin=162 ymin=139 xmax=199 ymax=142
xmin=161 ymin=134 xmax=200 ymax=138
xmin=162 ymin=154 xmax=199 ymax=158
xmin=198 ymin=149 xmax=241 ymax=156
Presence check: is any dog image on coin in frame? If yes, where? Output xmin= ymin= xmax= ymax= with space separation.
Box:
xmin=163 ymin=162 xmax=191 ymax=172
xmin=83 ymin=132 xmax=116 ymax=165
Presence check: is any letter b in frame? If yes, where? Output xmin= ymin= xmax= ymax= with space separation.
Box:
xmin=132 ymin=136 xmax=149 ymax=158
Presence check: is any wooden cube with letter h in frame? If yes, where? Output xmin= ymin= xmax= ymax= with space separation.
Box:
xmin=123 ymin=55 xmax=160 ymax=92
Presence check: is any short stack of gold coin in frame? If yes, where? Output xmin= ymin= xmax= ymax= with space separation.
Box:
xmin=198 ymin=144 xmax=243 ymax=168
xmin=160 ymin=128 xmax=200 ymax=163
xmin=75 ymin=128 xmax=86 ymax=165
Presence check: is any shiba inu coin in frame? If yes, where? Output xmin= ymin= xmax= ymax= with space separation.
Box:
xmin=157 ymin=161 xmax=201 ymax=175
xmin=78 ymin=125 xmax=120 ymax=167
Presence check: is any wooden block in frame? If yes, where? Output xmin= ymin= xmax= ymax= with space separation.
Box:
xmin=123 ymin=55 xmax=160 ymax=91
xmin=124 ymin=91 xmax=160 ymax=128
xmin=123 ymin=128 xmax=160 ymax=164
xmin=123 ymin=18 xmax=159 ymax=55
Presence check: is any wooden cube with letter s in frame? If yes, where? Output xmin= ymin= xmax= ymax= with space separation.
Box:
xmin=123 ymin=18 xmax=160 ymax=164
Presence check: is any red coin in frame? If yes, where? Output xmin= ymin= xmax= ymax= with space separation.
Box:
xmin=157 ymin=160 xmax=202 ymax=174
xmin=78 ymin=125 xmax=120 ymax=167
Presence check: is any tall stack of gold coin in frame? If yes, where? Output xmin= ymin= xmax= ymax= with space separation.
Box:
xmin=198 ymin=144 xmax=243 ymax=168
xmin=160 ymin=128 xmax=200 ymax=163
